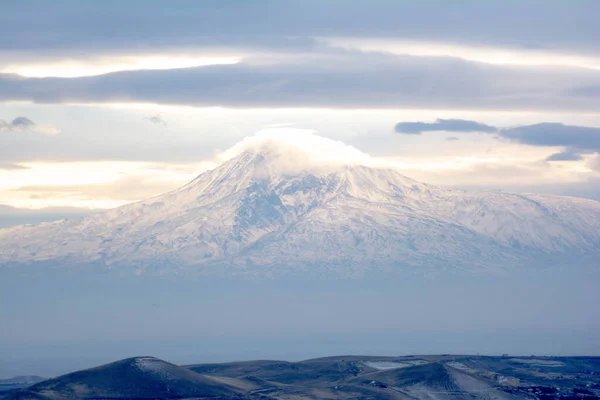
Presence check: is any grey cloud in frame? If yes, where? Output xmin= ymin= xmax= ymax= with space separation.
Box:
xmin=545 ymin=151 xmax=584 ymax=162
xmin=394 ymin=118 xmax=600 ymax=161
xmin=446 ymin=137 xmax=460 ymax=141
xmin=0 ymin=116 xmax=33 ymax=131
xmin=1 ymin=1 xmax=599 ymax=57
xmin=145 ymin=115 xmax=167 ymax=127
xmin=497 ymin=122 xmax=600 ymax=165
xmin=1 ymin=53 xmax=600 ymax=111
xmin=500 ymin=123 xmax=600 ymax=153
xmin=0 ymin=116 xmax=60 ymax=134
xmin=395 ymin=119 xmax=498 ymax=135
xmin=10 ymin=116 xmax=34 ymax=128
xmin=567 ymin=86 xmax=600 ymax=98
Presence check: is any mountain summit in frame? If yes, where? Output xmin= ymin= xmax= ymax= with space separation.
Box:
xmin=1 ymin=144 xmax=599 ymax=275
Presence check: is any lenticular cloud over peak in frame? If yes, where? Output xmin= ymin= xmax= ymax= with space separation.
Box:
xmin=216 ymin=128 xmax=382 ymax=175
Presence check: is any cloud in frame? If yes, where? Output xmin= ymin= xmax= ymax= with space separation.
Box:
xmin=589 ymin=155 xmax=600 ymax=172
xmin=0 ymin=117 xmax=34 ymax=131
xmin=0 ymin=115 xmax=219 ymax=164
xmin=545 ymin=151 xmax=584 ymax=162
xmin=323 ymin=37 xmax=600 ymax=71
xmin=217 ymin=127 xmax=381 ymax=175
xmin=2 ymin=53 xmax=600 ymax=111
xmin=215 ymin=128 xmax=599 ymax=194
xmin=567 ymin=86 xmax=600 ymax=97
xmin=500 ymin=123 xmax=600 ymax=150
xmin=0 ymin=163 xmax=29 ymax=170
xmin=145 ymin=115 xmax=167 ymax=127
xmin=1 ymin=1 xmax=599 ymax=58
xmin=395 ymin=119 xmax=498 ymax=135
xmin=446 ymin=137 xmax=460 ymax=141
xmin=393 ymin=120 xmax=600 ymax=153
xmin=499 ymin=123 xmax=600 ymax=162
xmin=15 ymin=175 xmax=179 ymax=203
xmin=10 ymin=116 xmax=34 ymax=128
xmin=0 ymin=116 xmax=60 ymax=135
xmin=393 ymin=118 xmax=600 ymax=162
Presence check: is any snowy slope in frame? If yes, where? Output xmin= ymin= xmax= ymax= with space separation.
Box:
xmin=1 ymin=147 xmax=599 ymax=275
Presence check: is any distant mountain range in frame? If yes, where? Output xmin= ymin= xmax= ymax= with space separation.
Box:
xmin=4 ymin=355 xmax=600 ymax=399
xmin=0 ymin=375 xmax=45 ymax=397
xmin=0 ymin=376 xmax=45 ymax=386
xmin=1 ymin=146 xmax=599 ymax=275
xmin=0 ymin=205 xmax=92 ymax=229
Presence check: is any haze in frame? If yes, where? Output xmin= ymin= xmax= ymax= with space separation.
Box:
xmin=1 ymin=0 xmax=599 ymax=381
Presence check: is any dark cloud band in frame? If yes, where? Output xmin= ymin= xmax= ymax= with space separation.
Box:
xmin=395 ymin=119 xmax=497 ymax=134
xmin=1 ymin=1 xmax=599 ymax=56
xmin=394 ymin=119 xmax=600 ymax=161
xmin=1 ymin=53 xmax=600 ymax=112
xmin=500 ymin=123 xmax=600 ymax=151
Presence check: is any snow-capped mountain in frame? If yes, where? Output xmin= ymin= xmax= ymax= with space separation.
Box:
xmin=1 ymin=146 xmax=599 ymax=275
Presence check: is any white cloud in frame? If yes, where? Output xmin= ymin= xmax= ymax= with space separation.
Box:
xmin=321 ymin=38 xmax=600 ymax=71
xmin=216 ymin=127 xmax=382 ymax=175
xmin=31 ymin=125 xmax=61 ymax=135
xmin=1 ymin=54 xmax=241 ymax=78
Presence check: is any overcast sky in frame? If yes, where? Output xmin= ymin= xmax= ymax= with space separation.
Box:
xmin=1 ymin=0 xmax=600 ymax=225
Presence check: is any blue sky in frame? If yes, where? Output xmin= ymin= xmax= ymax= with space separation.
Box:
xmin=1 ymin=0 xmax=600 ymax=221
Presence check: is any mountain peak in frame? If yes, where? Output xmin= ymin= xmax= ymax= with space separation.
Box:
xmin=214 ymin=128 xmax=380 ymax=177
xmin=1 ymin=131 xmax=599 ymax=275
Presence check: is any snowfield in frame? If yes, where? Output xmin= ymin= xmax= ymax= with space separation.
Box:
xmin=364 ymin=361 xmax=411 ymax=370
xmin=364 ymin=360 xmax=428 ymax=370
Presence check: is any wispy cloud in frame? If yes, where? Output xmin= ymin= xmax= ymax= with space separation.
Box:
xmin=145 ymin=115 xmax=167 ymax=127
xmin=0 ymin=163 xmax=30 ymax=170
xmin=0 ymin=116 xmax=60 ymax=135
xmin=545 ymin=151 xmax=584 ymax=162
xmin=15 ymin=175 xmax=178 ymax=203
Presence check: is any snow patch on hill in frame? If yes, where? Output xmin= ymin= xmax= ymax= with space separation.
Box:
xmin=133 ymin=357 xmax=177 ymax=381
